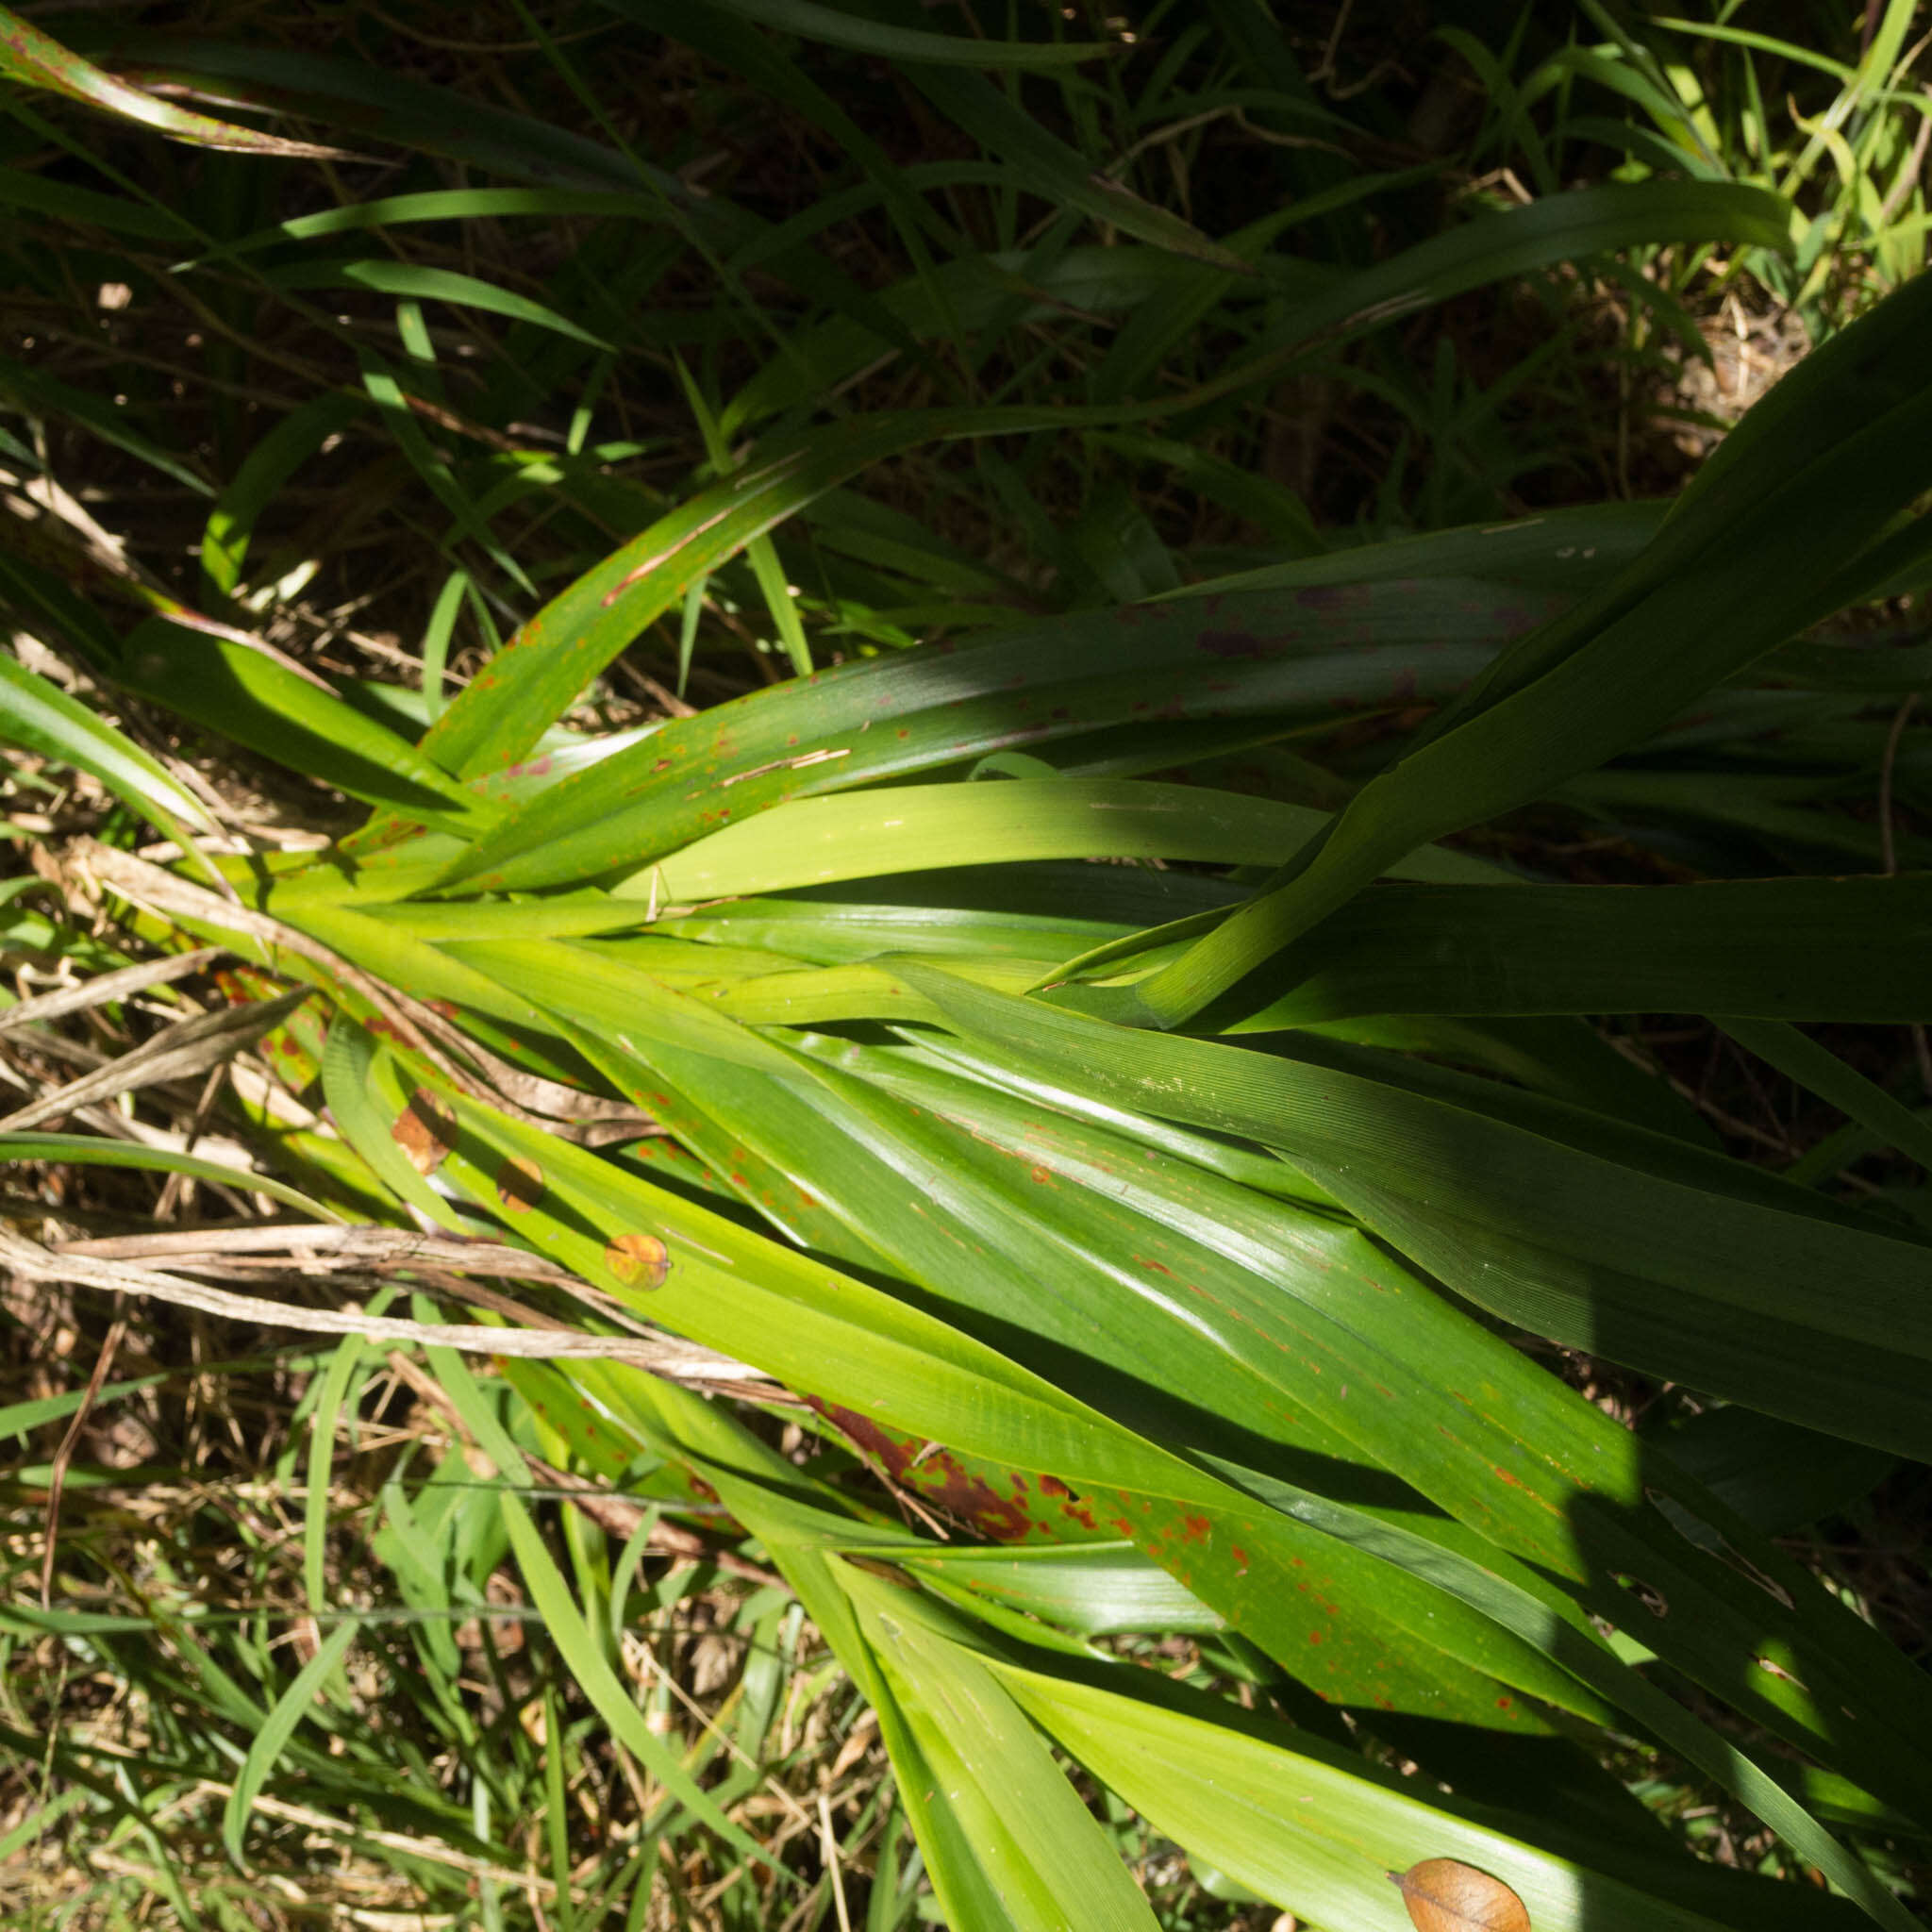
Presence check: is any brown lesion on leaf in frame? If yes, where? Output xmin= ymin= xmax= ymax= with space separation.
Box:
xmin=811 ymin=1401 xmax=1091 ymax=1543
xmin=392 ymin=1087 xmax=458 ymax=1175
xmin=603 ymin=1231 xmax=670 ymax=1291
xmin=493 ymin=1154 xmax=543 ymax=1213
xmin=1391 ymin=1857 xmax=1531 ymax=1932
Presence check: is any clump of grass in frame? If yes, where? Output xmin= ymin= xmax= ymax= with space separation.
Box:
xmin=1 ymin=4 xmax=1929 ymax=1929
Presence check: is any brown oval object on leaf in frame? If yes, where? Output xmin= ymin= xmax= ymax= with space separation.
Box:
xmin=392 ymin=1089 xmax=458 ymax=1176
xmin=494 ymin=1154 xmax=544 ymax=1213
xmin=1393 ymin=1858 xmax=1530 ymax=1932
xmin=605 ymin=1232 xmax=670 ymax=1291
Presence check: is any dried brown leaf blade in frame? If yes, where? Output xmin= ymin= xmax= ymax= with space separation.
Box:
xmin=0 ymin=1228 xmax=762 ymax=1378
xmin=0 ymin=986 xmax=311 ymax=1132
xmin=0 ymin=946 xmax=222 ymax=1037
xmin=392 ymin=1086 xmax=459 ymax=1176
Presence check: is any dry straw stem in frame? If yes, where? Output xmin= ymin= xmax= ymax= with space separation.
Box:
xmin=63 ymin=838 xmax=478 ymax=1087
xmin=62 ymin=839 xmax=663 ymax=1139
xmin=0 ymin=984 xmax=309 ymax=1133
xmin=0 ymin=1226 xmax=766 ymax=1381
xmin=55 ymin=1220 xmax=603 ymax=1275
xmin=0 ymin=944 xmax=221 ymax=1036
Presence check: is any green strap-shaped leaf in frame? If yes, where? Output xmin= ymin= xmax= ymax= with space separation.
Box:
xmin=1092 ymin=267 xmax=1932 ymax=1025
xmin=684 ymin=0 xmax=1111 ymax=68
xmin=995 ymin=1649 xmax=1899 ymax=1932
xmin=303 ymin=1324 xmax=385 ymax=1620
xmin=408 ymin=189 xmax=1789 ymax=812
xmin=1210 ymin=874 xmax=1932 ymax=1026
xmin=408 ymin=938 xmax=1928 ymax=1804
xmin=117 ymin=620 xmax=501 ymax=831
xmin=1713 ymin=1015 xmax=1932 ymax=1170
xmin=898 ymin=59 xmax=1252 ymax=273
xmin=0 ymin=1133 xmax=334 ymax=1220
xmin=903 ymin=969 xmax=1932 ymax=1456
xmin=0 ymin=647 xmax=213 ymax=834
xmin=424 ymin=578 xmax=1516 ymax=889
xmin=841 ymin=1563 xmax=1163 ymax=1932
xmin=200 ymin=394 xmax=363 ymax=598
xmin=0 ymin=4 xmax=344 ymax=154
xmin=0 ymin=354 xmax=212 ymax=494
xmin=258 ymin=258 xmax=613 ymax=349
xmin=410 ymin=404 xmax=1099 ymax=791
xmin=621 ymin=776 xmax=1497 ymax=904
xmin=0 ymin=161 xmax=193 ymax=237
xmin=569 ymin=1364 xmax=1071 ymax=1932
xmin=341 ymin=995 xmax=1920 ymax=1906
xmin=362 ymin=1054 xmax=1224 ymax=1510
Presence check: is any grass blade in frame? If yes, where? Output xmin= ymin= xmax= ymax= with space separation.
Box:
xmin=117 ymin=620 xmax=501 ymax=830
xmin=691 ymin=0 xmax=1111 ymax=70
xmin=0 ymin=3 xmax=346 ymax=155
xmin=221 ymin=1617 xmax=360 ymax=1869
xmin=260 ymin=258 xmax=614 ymax=350
xmin=0 ymin=645 xmax=213 ymax=833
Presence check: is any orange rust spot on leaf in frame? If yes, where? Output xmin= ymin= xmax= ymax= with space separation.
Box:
xmin=605 ymin=1232 xmax=670 ymax=1291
